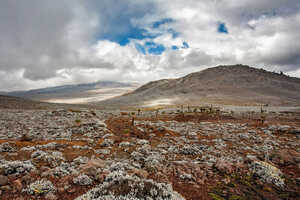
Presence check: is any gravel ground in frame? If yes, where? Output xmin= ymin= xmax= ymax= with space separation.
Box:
xmin=0 ymin=108 xmax=299 ymax=200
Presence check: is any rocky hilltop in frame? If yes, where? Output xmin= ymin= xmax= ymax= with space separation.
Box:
xmin=97 ymin=65 xmax=300 ymax=107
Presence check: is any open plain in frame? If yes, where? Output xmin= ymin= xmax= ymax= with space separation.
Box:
xmin=0 ymin=105 xmax=299 ymax=200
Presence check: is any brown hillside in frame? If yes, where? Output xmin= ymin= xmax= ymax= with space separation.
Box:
xmin=96 ymin=64 xmax=300 ymax=107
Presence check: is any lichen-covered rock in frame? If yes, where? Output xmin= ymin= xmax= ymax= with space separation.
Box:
xmin=73 ymin=156 xmax=89 ymax=165
xmin=31 ymin=150 xmax=65 ymax=167
xmin=119 ymin=141 xmax=132 ymax=148
xmin=0 ymin=175 xmax=8 ymax=186
xmin=137 ymin=139 xmax=149 ymax=145
xmin=214 ymin=159 xmax=234 ymax=174
xmin=73 ymin=174 xmax=93 ymax=186
xmin=0 ymin=160 xmax=36 ymax=175
xmin=101 ymin=139 xmax=114 ymax=147
xmin=75 ymin=170 xmax=185 ymax=200
xmin=250 ymin=161 xmax=285 ymax=188
xmin=131 ymin=151 xmax=144 ymax=161
xmin=52 ymin=162 xmax=79 ymax=177
xmin=25 ymin=179 xmax=56 ymax=195
xmin=95 ymin=149 xmax=111 ymax=155
xmin=0 ymin=142 xmax=16 ymax=152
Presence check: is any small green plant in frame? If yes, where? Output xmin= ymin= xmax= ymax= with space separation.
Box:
xmin=123 ymin=129 xmax=130 ymax=134
xmin=69 ymin=109 xmax=82 ymax=113
xmin=75 ymin=119 xmax=81 ymax=124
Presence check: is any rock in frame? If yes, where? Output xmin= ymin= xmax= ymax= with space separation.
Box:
xmin=22 ymin=174 xmax=33 ymax=185
xmin=67 ymin=187 xmax=76 ymax=193
xmin=101 ymin=139 xmax=114 ymax=147
xmin=26 ymin=179 xmax=56 ymax=195
xmin=179 ymin=173 xmax=193 ymax=181
xmin=296 ymin=178 xmax=300 ymax=185
xmin=19 ymin=134 xmax=33 ymax=141
xmin=128 ymin=168 xmax=149 ymax=179
xmin=0 ymin=142 xmax=16 ymax=152
xmin=75 ymin=170 xmax=185 ymax=200
xmin=81 ymin=166 xmax=97 ymax=179
xmin=271 ymin=149 xmax=300 ymax=165
xmin=248 ymin=130 xmax=257 ymax=134
xmin=13 ymin=179 xmax=23 ymax=191
xmin=288 ymin=129 xmax=300 ymax=135
xmin=0 ymin=175 xmax=8 ymax=186
xmin=157 ymin=127 xmax=165 ymax=132
xmin=73 ymin=174 xmax=93 ymax=186
xmin=137 ymin=139 xmax=149 ymax=145
xmin=119 ymin=141 xmax=132 ymax=147
xmin=246 ymin=154 xmax=258 ymax=162
xmin=215 ymin=159 xmax=234 ymax=174
xmin=1 ymin=185 xmax=11 ymax=191
xmin=249 ymin=161 xmax=284 ymax=188
xmin=131 ymin=151 xmax=144 ymax=161
xmin=45 ymin=192 xmax=58 ymax=200
xmin=0 ymin=160 xmax=36 ymax=175
xmin=73 ymin=156 xmax=89 ymax=165
xmin=278 ymin=125 xmax=290 ymax=132
xmin=95 ymin=149 xmax=110 ymax=155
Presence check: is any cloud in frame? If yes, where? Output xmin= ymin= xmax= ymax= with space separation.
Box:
xmin=0 ymin=0 xmax=300 ymax=91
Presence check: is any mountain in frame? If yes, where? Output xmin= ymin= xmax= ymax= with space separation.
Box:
xmin=96 ymin=64 xmax=300 ymax=108
xmin=3 ymin=81 xmax=139 ymax=104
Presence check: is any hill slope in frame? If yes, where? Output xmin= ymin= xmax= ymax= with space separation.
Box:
xmin=96 ymin=64 xmax=300 ymax=107
xmin=2 ymin=81 xmax=138 ymax=104
xmin=0 ymin=95 xmax=96 ymax=110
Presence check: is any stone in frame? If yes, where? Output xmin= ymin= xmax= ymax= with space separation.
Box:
xmin=1 ymin=185 xmax=11 ymax=191
xmin=13 ymin=179 xmax=23 ymax=191
xmin=45 ymin=192 xmax=58 ymax=200
xmin=26 ymin=179 xmax=56 ymax=195
xmin=128 ymin=168 xmax=149 ymax=179
xmin=75 ymin=170 xmax=184 ymax=200
xmin=250 ymin=161 xmax=285 ymax=188
xmin=0 ymin=142 xmax=16 ymax=152
xmin=288 ymin=129 xmax=300 ymax=135
xmin=215 ymin=159 xmax=234 ymax=174
xmin=278 ymin=125 xmax=290 ymax=132
xmin=0 ymin=175 xmax=8 ymax=186
xmin=271 ymin=149 xmax=300 ymax=165
xmin=73 ymin=174 xmax=93 ymax=186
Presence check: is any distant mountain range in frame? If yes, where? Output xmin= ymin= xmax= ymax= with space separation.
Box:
xmin=95 ymin=64 xmax=300 ymax=108
xmin=1 ymin=81 xmax=139 ymax=104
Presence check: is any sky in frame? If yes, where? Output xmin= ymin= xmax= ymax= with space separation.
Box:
xmin=0 ymin=0 xmax=300 ymax=91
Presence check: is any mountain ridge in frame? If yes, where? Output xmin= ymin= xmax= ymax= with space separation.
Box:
xmin=1 ymin=81 xmax=139 ymax=104
xmin=95 ymin=64 xmax=300 ymax=107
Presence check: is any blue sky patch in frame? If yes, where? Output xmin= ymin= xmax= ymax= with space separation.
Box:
xmin=168 ymin=28 xmax=180 ymax=38
xmin=148 ymin=44 xmax=165 ymax=55
xmin=134 ymin=41 xmax=166 ymax=55
xmin=218 ymin=23 xmax=229 ymax=34
xmin=106 ymin=27 xmax=158 ymax=46
xmin=182 ymin=42 xmax=189 ymax=48
xmin=171 ymin=45 xmax=179 ymax=50
xmin=144 ymin=41 xmax=156 ymax=46
xmin=153 ymin=18 xmax=174 ymax=28
xmin=135 ymin=43 xmax=146 ymax=54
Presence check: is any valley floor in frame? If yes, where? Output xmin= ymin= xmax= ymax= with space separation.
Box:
xmin=0 ymin=108 xmax=299 ymax=200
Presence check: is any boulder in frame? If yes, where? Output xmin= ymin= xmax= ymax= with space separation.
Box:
xmin=0 ymin=175 xmax=8 ymax=186
xmin=214 ymin=159 xmax=234 ymax=174
xmin=271 ymin=149 xmax=300 ymax=166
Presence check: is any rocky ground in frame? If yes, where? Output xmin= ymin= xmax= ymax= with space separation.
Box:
xmin=0 ymin=108 xmax=299 ymax=200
